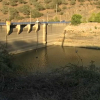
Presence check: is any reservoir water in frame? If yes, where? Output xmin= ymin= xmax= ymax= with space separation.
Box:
xmin=13 ymin=45 xmax=100 ymax=74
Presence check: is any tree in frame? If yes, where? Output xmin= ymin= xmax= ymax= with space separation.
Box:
xmin=71 ymin=14 xmax=82 ymax=25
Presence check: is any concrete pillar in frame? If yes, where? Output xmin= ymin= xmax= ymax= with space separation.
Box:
xmin=16 ymin=25 xmax=21 ymax=34
xmin=43 ymin=23 xmax=47 ymax=45
xmin=33 ymin=22 xmax=40 ymax=33
xmin=27 ymin=24 xmax=31 ymax=33
xmin=6 ymin=21 xmax=11 ymax=35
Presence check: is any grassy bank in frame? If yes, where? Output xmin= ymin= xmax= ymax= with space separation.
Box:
xmin=1 ymin=63 xmax=100 ymax=100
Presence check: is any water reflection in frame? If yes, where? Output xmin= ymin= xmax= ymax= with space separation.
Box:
xmin=13 ymin=46 xmax=100 ymax=73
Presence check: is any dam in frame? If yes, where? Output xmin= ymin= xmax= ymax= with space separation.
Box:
xmin=0 ymin=21 xmax=68 ymax=53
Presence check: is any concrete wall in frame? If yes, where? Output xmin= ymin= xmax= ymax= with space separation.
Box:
xmin=0 ymin=23 xmax=67 ymax=53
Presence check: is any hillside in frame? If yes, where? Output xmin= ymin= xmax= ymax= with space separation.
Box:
xmin=0 ymin=0 xmax=100 ymax=22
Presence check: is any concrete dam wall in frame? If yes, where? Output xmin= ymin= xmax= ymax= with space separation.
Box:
xmin=0 ymin=22 xmax=67 ymax=53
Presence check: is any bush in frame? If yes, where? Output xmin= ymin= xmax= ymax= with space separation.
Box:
xmin=71 ymin=14 xmax=82 ymax=25
xmin=9 ymin=0 xmax=18 ymax=6
xmin=18 ymin=5 xmax=31 ymax=15
xmin=9 ymin=8 xmax=19 ymax=20
xmin=54 ymin=6 xmax=61 ymax=12
xmin=78 ymin=0 xmax=85 ymax=2
xmin=70 ymin=0 xmax=76 ymax=5
xmin=1 ymin=6 xmax=8 ymax=14
xmin=94 ymin=12 xmax=100 ymax=23
xmin=2 ymin=0 xmax=9 ymax=5
xmin=53 ymin=0 xmax=62 ymax=5
xmin=34 ymin=2 xmax=45 ymax=11
xmin=18 ymin=0 xmax=27 ymax=4
xmin=0 ymin=44 xmax=20 ymax=79
xmin=44 ymin=0 xmax=52 ymax=4
xmin=29 ymin=0 xmax=38 ymax=5
xmin=62 ymin=6 xmax=67 ymax=9
xmin=49 ymin=17 xmax=60 ymax=22
xmin=31 ymin=9 xmax=43 ymax=18
xmin=88 ymin=13 xmax=96 ymax=22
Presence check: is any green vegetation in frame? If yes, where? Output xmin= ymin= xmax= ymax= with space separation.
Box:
xmin=0 ymin=43 xmax=100 ymax=100
xmin=88 ymin=12 xmax=100 ymax=23
xmin=18 ymin=5 xmax=31 ymax=15
xmin=70 ymin=0 xmax=76 ymax=5
xmin=1 ymin=6 xmax=8 ymax=14
xmin=94 ymin=12 xmax=100 ymax=23
xmin=29 ymin=0 xmax=38 ymax=5
xmin=9 ymin=8 xmax=19 ymax=20
xmin=71 ymin=14 xmax=82 ymax=25
xmin=18 ymin=0 xmax=27 ymax=4
xmin=34 ymin=2 xmax=45 ymax=11
xmin=44 ymin=0 xmax=52 ymax=4
xmin=49 ymin=16 xmax=60 ymax=22
xmin=2 ymin=0 xmax=9 ymax=5
xmin=88 ymin=13 xmax=96 ymax=22
xmin=1 ymin=58 xmax=100 ymax=100
xmin=9 ymin=0 xmax=18 ymax=6
xmin=0 ymin=0 xmax=100 ymax=21
xmin=31 ymin=9 xmax=43 ymax=18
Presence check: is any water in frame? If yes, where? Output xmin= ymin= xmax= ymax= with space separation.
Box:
xmin=13 ymin=45 xmax=100 ymax=74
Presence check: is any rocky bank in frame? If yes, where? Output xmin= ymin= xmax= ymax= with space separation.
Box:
xmin=56 ymin=23 xmax=100 ymax=48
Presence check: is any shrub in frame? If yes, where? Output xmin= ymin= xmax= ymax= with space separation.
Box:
xmin=1 ymin=6 xmax=8 ymax=14
xmin=49 ymin=17 xmax=60 ymax=22
xmin=78 ymin=0 xmax=85 ymax=2
xmin=0 ymin=0 xmax=2 ymax=2
xmin=94 ymin=12 xmax=100 ymax=23
xmin=9 ymin=0 xmax=18 ymax=6
xmin=54 ymin=7 xmax=61 ymax=12
xmin=54 ymin=16 xmax=60 ymax=21
xmin=31 ymin=9 xmax=43 ymax=18
xmin=44 ymin=0 xmax=52 ymax=4
xmin=34 ymin=2 xmax=45 ymax=11
xmin=48 ymin=3 xmax=56 ymax=9
xmin=88 ymin=13 xmax=96 ymax=22
xmin=60 ymin=12 xmax=64 ymax=15
xmin=62 ymin=0 xmax=68 ymax=5
xmin=71 ymin=14 xmax=82 ymax=25
xmin=70 ymin=0 xmax=76 ymax=5
xmin=9 ymin=8 xmax=19 ymax=20
xmin=0 ymin=44 xmax=21 ymax=79
xmin=18 ymin=0 xmax=27 ymax=4
xmin=62 ymin=6 xmax=67 ymax=9
xmin=2 ymin=0 xmax=9 ymax=5
xmin=18 ymin=5 xmax=31 ymax=15
xmin=53 ymin=0 xmax=62 ymax=5
xmin=29 ymin=0 xmax=38 ymax=5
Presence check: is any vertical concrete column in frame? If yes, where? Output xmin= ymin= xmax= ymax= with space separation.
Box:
xmin=43 ymin=23 xmax=47 ymax=45
xmin=6 ymin=21 xmax=11 ymax=35
xmin=16 ymin=25 xmax=21 ymax=34
xmin=33 ymin=22 xmax=40 ymax=33
xmin=27 ymin=24 xmax=31 ymax=33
